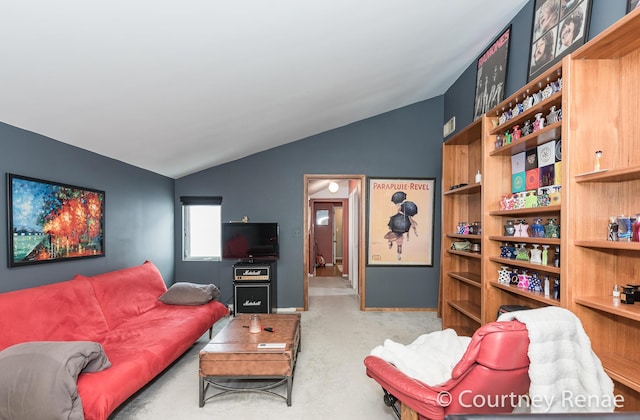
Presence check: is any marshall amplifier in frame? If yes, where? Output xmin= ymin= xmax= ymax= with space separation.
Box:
xmin=232 ymin=262 xmax=277 ymax=314
xmin=233 ymin=264 xmax=272 ymax=281
xmin=234 ymin=283 xmax=271 ymax=314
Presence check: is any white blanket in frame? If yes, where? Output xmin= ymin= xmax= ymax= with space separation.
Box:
xmin=369 ymin=328 xmax=471 ymax=386
xmin=498 ymin=306 xmax=615 ymax=413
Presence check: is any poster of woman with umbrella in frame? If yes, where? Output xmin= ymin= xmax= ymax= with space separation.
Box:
xmin=367 ymin=178 xmax=435 ymax=266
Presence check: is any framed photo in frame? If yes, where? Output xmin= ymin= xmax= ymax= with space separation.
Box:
xmin=367 ymin=177 xmax=435 ymax=266
xmin=473 ymin=26 xmax=511 ymax=120
xmin=7 ymin=174 xmax=105 ymax=267
xmin=628 ymin=0 xmax=640 ymax=13
xmin=528 ymin=0 xmax=592 ymax=81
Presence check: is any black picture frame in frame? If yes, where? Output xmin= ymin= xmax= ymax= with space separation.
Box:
xmin=527 ymin=0 xmax=592 ymax=81
xmin=628 ymin=0 xmax=640 ymax=13
xmin=7 ymin=174 xmax=105 ymax=267
xmin=473 ymin=26 xmax=511 ymax=121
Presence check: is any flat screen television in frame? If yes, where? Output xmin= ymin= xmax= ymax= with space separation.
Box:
xmin=221 ymin=222 xmax=279 ymax=260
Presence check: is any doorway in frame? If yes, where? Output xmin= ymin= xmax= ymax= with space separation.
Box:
xmin=303 ymin=174 xmax=366 ymax=311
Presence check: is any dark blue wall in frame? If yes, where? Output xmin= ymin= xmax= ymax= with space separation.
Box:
xmin=444 ymin=0 xmax=628 ymax=133
xmin=175 ymin=97 xmax=444 ymax=309
xmin=0 ymin=123 xmax=175 ymax=293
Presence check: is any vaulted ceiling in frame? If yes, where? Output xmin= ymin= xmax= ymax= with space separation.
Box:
xmin=1 ymin=1 xmax=528 ymax=178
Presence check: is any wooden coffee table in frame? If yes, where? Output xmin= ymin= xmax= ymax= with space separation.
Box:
xmin=198 ymin=313 xmax=301 ymax=406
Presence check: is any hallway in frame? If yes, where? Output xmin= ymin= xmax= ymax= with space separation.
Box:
xmin=310 ymin=262 xmax=355 ymax=298
xmin=314 ymin=264 xmax=343 ymax=278
xmin=309 ymin=273 xmax=355 ymax=297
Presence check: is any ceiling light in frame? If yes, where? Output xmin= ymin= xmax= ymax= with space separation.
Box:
xmin=328 ymin=182 xmax=339 ymax=193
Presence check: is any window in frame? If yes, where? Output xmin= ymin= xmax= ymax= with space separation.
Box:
xmin=181 ymin=196 xmax=222 ymax=261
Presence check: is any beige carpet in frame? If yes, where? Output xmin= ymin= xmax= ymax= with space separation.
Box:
xmin=110 ymin=276 xmax=442 ymax=419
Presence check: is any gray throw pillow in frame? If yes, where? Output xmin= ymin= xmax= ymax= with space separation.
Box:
xmin=0 ymin=341 xmax=111 ymax=420
xmin=158 ymin=282 xmax=221 ymax=305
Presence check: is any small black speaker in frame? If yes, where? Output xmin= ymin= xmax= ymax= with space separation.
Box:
xmin=234 ymin=283 xmax=271 ymax=314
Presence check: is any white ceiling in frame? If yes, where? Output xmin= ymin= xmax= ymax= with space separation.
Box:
xmin=0 ymin=1 xmax=528 ymax=179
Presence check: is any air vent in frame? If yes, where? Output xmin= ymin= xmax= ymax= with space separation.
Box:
xmin=443 ymin=116 xmax=456 ymax=137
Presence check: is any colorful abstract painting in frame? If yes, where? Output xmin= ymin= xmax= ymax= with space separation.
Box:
xmin=7 ymin=174 xmax=105 ymax=267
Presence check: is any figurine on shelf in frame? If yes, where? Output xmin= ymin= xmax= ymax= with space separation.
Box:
xmin=504 ymin=220 xmax=516 ymax=236
xmin=548 ymin=185 xmax=561 ymax=206
xmin=594 ymin=150 xmax=603 ymax=171
xmin=518 ymin=270 xmax=530 ymax=289
xmin=500 ymin=243 xmax=512 ymax=259
xmin=532 ymin=91 xmax=543 ymax=105
xmin=510 ymin=268 xmax=520 ymax=286
xmin=523 ymin=93 xmax=534 ymax=110
xmin=529 ymin=272 xmax=543 ymax=292
xmin=524 ymin=191 xmax=538 ymax=208
xmin=504 ymin=130 xmax=512 ymax=145
xmin=546 ymin=106 xmax=560 ymax=125
xmin=515 ymin=243 xmax=530 ymax=261
xmin=456 ymin=222 xmax=468 ymax=235
xmin=472 ymin=221 xmax=481 ymax=235
xmin=531 ymin=218 xmax=545 ymax=237
xmin=542 ymin=245 xmax=549 ymax=265
xmin=545 ymin=218 xmax=560 ymax=238
xmin=537 ymin=188 xmax=551 ymax=207
xmin=500 ymin=243 xmax=516 ymax=259
xmin=512 ymin=102 xmax=524 ymax=117
xmin=533 ymin=112 xmax=545 ymax=132
xmin=514 ymin=192 xmax=526 ymax=209
xmin=514 ymin=219 xmax=529 ymax=237
xmin=513 ymin=125 xmax=522 ymax=141
xmin=498 ymin=266 xmax=511 ymax=284
xmin=530 ymin=244 xmax=542 ymax=264
xmin=500 ymin=194 xmax=516 ymax=211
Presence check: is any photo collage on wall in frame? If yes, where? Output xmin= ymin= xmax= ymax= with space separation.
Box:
xmin=528 ymin=0 xmax=592 ymax=81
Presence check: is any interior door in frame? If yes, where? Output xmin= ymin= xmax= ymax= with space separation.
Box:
xmin=314 ymin=202 xmax=333 ymax=265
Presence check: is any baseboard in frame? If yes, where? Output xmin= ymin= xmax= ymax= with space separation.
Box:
xmin=275 ymin=307 xmax=298 ymax=314
xmin=363 ymin=307 xmax=438 ymax=312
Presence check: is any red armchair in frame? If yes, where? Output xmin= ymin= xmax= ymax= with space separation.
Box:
xmin=364 ymin=321 xmax=530 ymax=420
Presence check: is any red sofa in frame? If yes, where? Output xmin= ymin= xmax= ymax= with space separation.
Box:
xmin=0 ymin=261 xmax=229 ymax=420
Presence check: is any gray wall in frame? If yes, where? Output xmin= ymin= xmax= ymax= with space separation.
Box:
xmin=444 ymin=0 xmax=628 ymax=132
xmin=175 ymin=97 xmax=444 ymax=309
xmin=0 ymin=123 xmax=175 ymax=293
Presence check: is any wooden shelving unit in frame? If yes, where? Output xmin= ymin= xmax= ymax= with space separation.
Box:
xmin=563 ymin=8 xmax=640 ymax=407
xmin=480 ymin=54 xmax=565 ymax=322
xmin=439 ymin=119 xmax=484 ymax=334
xmin=463 ymin=7 xmax=640 ymax=410
xmin=438 ymin=6 xmax=640 ymax=409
